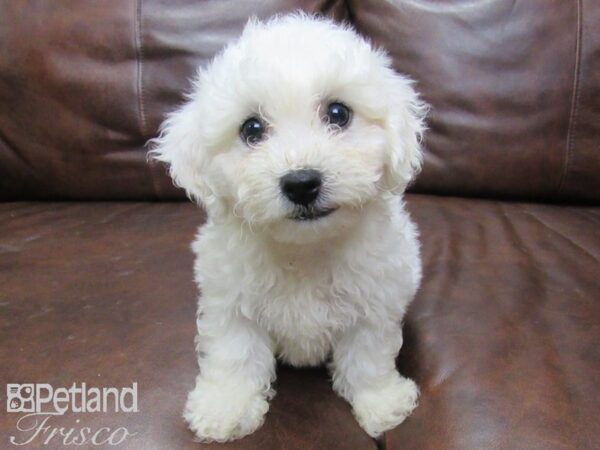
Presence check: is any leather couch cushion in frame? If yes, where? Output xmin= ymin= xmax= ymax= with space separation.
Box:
xmin=0 ymin=0 xmax=347 ymax=200
xmin=393 ymin=195 xmax=600 ymax=449
xmin=351 ymin=0 xmax=600 ymax=203
xmin=1 ymin=195 xmax=598 ymax=448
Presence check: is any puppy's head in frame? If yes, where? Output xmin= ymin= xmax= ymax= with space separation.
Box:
xmin=151 ymin=14 xmax=426 ymax=244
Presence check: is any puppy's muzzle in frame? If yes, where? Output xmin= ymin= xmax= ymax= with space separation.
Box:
xmin=280 ymin=169 xmax=322 ymax=206
xmin=280 ymin=169 xmax=337 ymax=221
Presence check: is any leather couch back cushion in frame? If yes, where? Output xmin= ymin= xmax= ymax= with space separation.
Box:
xmin=0 ymin=0 xmax=597 ymax=202
xmin=351 ymin=0 xmax=599 ymax=203
xmin=0 ymin=0 xmax=348 ymax=200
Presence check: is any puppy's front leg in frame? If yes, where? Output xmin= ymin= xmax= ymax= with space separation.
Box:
xmin=184 ymin=312 xmax=275 ymax=442
xmin=331 ymin=321 xmax=418 ymax=438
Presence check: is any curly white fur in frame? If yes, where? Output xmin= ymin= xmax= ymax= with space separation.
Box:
xmin=151 ymin=13 xmax=426 ymax=442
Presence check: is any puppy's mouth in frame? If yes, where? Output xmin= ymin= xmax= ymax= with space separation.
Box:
xmin=289 ymin=206 xmax=337 ymax=221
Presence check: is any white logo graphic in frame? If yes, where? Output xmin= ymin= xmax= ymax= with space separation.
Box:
xmin=5 ymin=383 xmax=139 ymax=447
xmin=6 ymin=383 xmax=138 ymax=415
xmin=6 ymin=384 xmax=35 ymax=413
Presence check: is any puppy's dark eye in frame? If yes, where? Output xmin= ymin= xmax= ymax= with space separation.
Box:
xmin=240 ymin=117 xmax=265 ymax=145
xmin=326 ymin=102 xmax=351 ymax=128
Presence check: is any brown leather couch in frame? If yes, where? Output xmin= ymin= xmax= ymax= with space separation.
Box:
xmin=1 ymin=1 xmax=598 ymax=449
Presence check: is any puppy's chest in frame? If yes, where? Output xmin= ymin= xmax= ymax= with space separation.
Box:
xmin=243 ymin=257 xmax=368 ymax=338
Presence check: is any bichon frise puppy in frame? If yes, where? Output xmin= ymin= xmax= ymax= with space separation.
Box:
xmin=151 ymin=13 xmax=426 ymax=442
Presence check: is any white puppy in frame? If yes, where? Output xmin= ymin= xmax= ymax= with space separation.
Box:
xmin=151 ymin=13 xmax=426 ymax=442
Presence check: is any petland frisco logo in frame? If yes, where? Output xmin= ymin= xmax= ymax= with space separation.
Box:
xmin=6 ymin=383 xmax=138 ymax=446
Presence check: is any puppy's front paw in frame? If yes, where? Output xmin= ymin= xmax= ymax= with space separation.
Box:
xmin=352 ymin=376 xmax=419 ymax=438
xmin=183 ymin=379 xmax=270 ymax=442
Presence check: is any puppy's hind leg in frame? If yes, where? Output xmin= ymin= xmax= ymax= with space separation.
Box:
xmin=184 ymin=312 xmax=276 ymax=442
xmin=330 ymin=321 xmax=419 ymax=438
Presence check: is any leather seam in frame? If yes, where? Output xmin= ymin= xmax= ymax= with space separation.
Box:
xmin=557 ymin=0 xmax=583 ymax=199
xmin=134 ymin=0 xmax=147 ymax=138
xmin=519 ymin=205 xmax=599 ymax=262
xmin=135 ymin=0 xmax=163 ymax=198
xmin=380 ymin=432 xmax=388 ymax=450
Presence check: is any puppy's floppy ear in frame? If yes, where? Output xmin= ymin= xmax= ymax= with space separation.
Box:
xmin=382 ymin=72 xmax=427 ymax=194
xmin=149 ymin=91 xmax=223 ymax=216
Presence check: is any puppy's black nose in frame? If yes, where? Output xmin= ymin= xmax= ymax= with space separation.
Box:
xmin=280 ymin=169 xmax=322 ymax=206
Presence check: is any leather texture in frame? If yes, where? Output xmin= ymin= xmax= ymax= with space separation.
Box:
xmin=351 ymin=0 xmax=599 ymax=203
xmin=1 ymin=196 xmax=598 ymax=449
xmin=0 ymin=0 xmax=347 ymax=200
xmin=1 ymin=1 xmax=598 ymax=202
